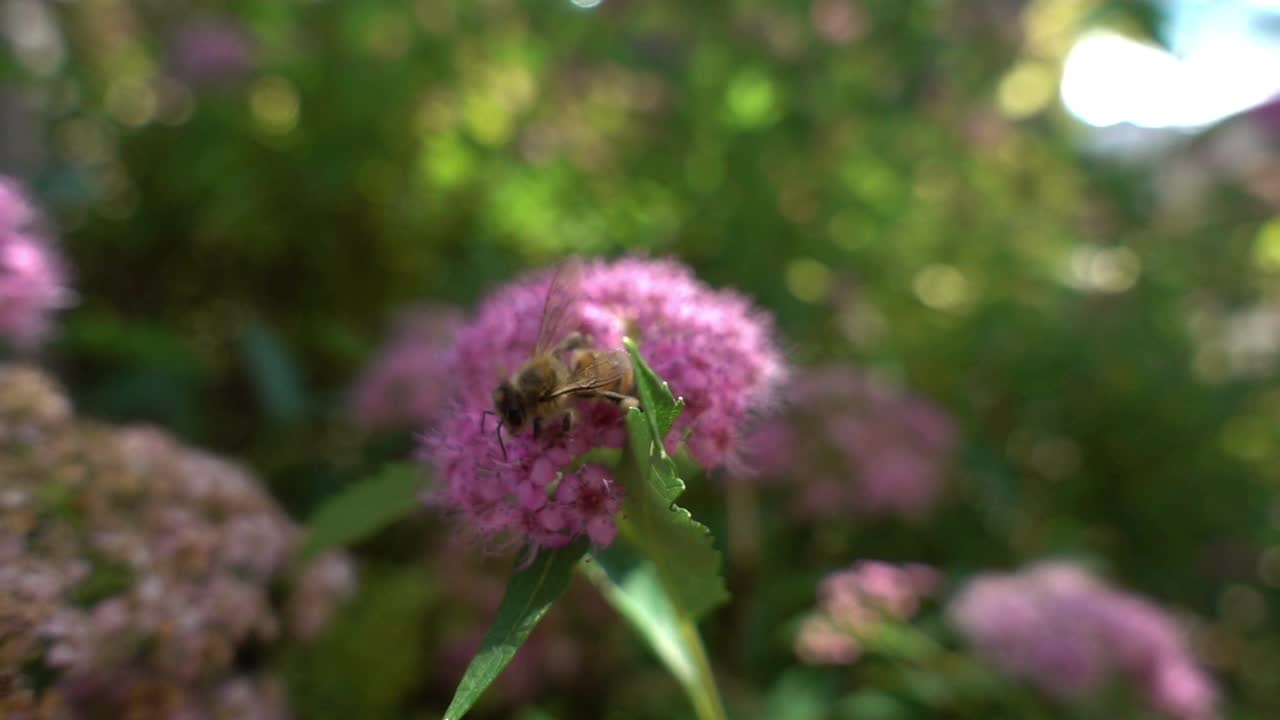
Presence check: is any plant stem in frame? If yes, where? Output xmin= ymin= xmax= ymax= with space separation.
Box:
xmin=605 ymin=517 xmax=729 ymax=720
xmin=676 ymin=615 xmax=728 ymax=720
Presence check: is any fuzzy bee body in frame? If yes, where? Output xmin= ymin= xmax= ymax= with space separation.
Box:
xmin=487 ymin=263 xmax=643 ymax=451
xmin=493 ymin=333 xmax=639 ymax=438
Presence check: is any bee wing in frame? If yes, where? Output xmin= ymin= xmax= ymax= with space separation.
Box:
xmin=533 ymin=258 xmax=583 ymax=356
xmin=543 ymin=351 xmax=630 ymax=399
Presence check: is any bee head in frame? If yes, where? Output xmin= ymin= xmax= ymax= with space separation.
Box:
xmin=492 ymin=380 xmax=526 ymax=432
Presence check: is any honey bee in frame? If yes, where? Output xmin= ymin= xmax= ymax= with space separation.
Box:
xmin=485 ymin=262 xmax=639 ymax=457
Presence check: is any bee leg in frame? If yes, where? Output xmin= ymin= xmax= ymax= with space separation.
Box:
xmin=561 ymin=408 xmax=576 ymax=435
xmin=533 ymin=416 xmax=543 ymax=440
xmin=592 ymin=391 xmax=640 ymax=411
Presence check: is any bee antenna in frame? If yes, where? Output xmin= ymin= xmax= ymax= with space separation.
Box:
xmin=495 ymin=422 xmax=507 ymax=461
xmin=480 ymin=410 xmax=508 ymax=461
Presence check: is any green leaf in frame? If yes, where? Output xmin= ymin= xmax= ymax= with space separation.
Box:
xmin=299 ymin=464 xmax=425 ymax=563
xmin=280 ymin=567 xmax=435 ymax=720
xmin=240 ymin=321 xmax=307 ymax=423
xmin=584 ymin=543 xmax=699 ymax=689
xmin=442 ymin=540 xmax=589 ymax=720
xmin=585 ymin=542 xmax=726 ymax=720
xmin=859 ymin=621 xmax=943 ymax=662
xmin=764 ymin=668 xmax=838 ymax=720
xmin=835 ymin=691 xmax=911 ymax=720
xmin=619 ymin=338 xmax=728 ymax=620
xmin=623 ymin=336 xmax=683 ymax=442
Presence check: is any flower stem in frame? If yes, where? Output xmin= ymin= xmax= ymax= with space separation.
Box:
xmin=676 ymin=615 xmax=728 ymax=720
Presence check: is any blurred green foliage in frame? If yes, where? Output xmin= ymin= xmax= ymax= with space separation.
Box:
xmin=5 ymin=0 xmax=1280 ymax=717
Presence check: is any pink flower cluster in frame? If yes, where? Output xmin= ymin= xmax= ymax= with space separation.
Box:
xmin=0 ymin=366 xmax=354 ymax=719
xmin=0 ymin=178 xmax=70 ymax=350
xmin=352 ymin=305 xmax=464 ymax=430
xmin=742 ymin=366 xmax=955 ymax=521
xmin=947 ymin=562 xmax=1219 ymax=720
xmin=795 ymin=561 xmax=941 ymax=665
xmin=427 ymin=257 xmax=785 ymax=550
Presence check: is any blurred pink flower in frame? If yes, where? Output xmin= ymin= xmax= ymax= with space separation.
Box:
xmin=287 ymin=552 xmax=358 ymax=641
xmin=0 ymin=177 xmax=71 ymax=349
xmin=795 ymin=560 xmax=940 ymax=665
xmin=351 ymin=305 xmax=463 ymax=430
xmin=0 ymin=366 xmax=354 ymax=716
xmin=170 ymin=18 xmax=257 ymax=86
xmin=739 ymin=366 xmax=955 ymax=521
xmin=426 ymin=257 xmax=785 ymax=551
xmin=811 ymin=0 xmax=866 ymax=46
xmin=947 ymin=562 xmax=1219 ymax=720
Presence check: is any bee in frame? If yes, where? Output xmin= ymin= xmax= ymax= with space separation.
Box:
xmin=484 ymin=262 xmax=639 ymax=457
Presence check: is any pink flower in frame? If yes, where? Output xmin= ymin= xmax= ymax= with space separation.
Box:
xmin=426 ymin=257 xmax=785 ymax=550
xmin=947 ymin=562 xmax=1219 ymax=720
xmin=740 ymin=366 xmax=955 ymax=521
xmin=0 ymin=178 xmax=71 ymax=349
xmin=287 ymin=552 xmax=358 ymax=641
xmin=795 ymin=615 xmax=861 ymax=665
xmin=170 ymin=18 xmax=257 ymax=86
xmin=351 ymin=305 xmax=463 ymax=430
xmin=811 ymin=0 xmax=867 ymax=46
xmin=0 ymin=366 xmax=355 ymax=714
xmin=795 ymin=560 xmax=940 ymax=665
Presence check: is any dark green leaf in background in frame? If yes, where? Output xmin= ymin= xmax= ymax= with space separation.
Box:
xmin=240 ymin=321 xmax=307 ymax=424
xmin=300 ymin=463 xmax=425 ymax=563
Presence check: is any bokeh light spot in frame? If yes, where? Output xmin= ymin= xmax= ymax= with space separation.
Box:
xmin=1220 ymin=584 xmax=1267 ymax=630
xmin=1023 ymin=0 xmax=1089 ymax=59
xmin=1258 ymin=547 xmax=1280 ymax=588
xmin=55 ymin=118 xmax=114 ymax=166
xmin=1253 ymin=218 xmax=1280 ymax=271
xmin=366 ymin=11 xmax=413 ymax=59
xmin=463 ymin=94 xmax=514 ymax=146
xmin=1066 ymin=245 xmax=1141 ymax=293
xmin=913 ymin=264 xmax=971 ymax=311
xmin=785 ymin=258 xmax=832 ymax=304
xmin=105 ymin=79 xmax=158 ymax=128
xmin=996 ymin=61 xmax=1056 ymax=119
xmin=726 ymin=70 xmax=781 ymax=129
xmin=154 ymin=77 xmax=195 ymax=126
xmin=3 ymin=0 xmax=65 ymax=76
xmin=249 ymin=76 xmax=300 ymax=136
xmin=420 ymin=132 xmax=475 ymax=189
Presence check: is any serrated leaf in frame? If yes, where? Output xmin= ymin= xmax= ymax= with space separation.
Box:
xmin=300 ymin=464 xmax=424 ymax=563
xmin=623 ymin=336 xmax=683 ymax=442
xmin=618 ymin=340 xmax=728 ymax=620
xmin=442 ymin=540 xmax=589 ymax=720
